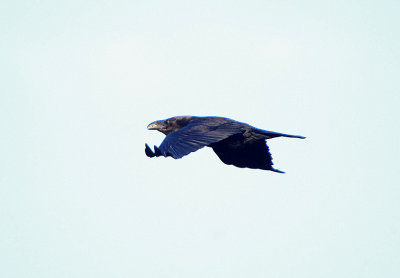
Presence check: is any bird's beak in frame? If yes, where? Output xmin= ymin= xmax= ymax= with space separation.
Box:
xmin=147 ymin=122 xmax=159 ymax=130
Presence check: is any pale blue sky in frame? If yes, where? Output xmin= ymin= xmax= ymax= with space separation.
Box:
xmin=1 ymin=1 xmax=399 ymax=277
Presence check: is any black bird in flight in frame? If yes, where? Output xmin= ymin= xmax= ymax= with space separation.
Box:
xmin=145 ymin=116 xmax=305 ymax=173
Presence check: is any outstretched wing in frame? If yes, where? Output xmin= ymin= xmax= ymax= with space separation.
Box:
xmin=211 ymin=134 xmax=284 ymax=173
xmin=157 ymin=121 xmax=244 ymax=159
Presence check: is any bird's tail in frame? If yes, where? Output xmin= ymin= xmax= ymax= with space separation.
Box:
xmin=257 ymin=129 xmax=306 ymax=139
xmin=271 ymin=168 xmax=286 ymax=174
xmin=279 ymin=133 xmax=306 ymax=139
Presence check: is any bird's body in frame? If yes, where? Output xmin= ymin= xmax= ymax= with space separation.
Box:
xmin=145 ymin=116 xmax=305 ymax=173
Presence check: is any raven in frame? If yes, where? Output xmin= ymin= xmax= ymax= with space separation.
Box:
xmin=145 ymin=116 xmax=305 ymax=173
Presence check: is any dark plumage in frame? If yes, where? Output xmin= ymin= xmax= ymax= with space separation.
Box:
xmin=145 ymin=116 xmax=305 ymax=173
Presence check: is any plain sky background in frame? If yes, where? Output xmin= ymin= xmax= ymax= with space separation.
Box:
xmin=1 ymin=0 xmax=399 ymax=277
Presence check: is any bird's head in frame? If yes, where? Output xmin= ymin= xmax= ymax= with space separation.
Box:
xmin=147 ymin=116 xmax=193 ymax=135
xmin=147 ymin=120 xmax=170 ymax=134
